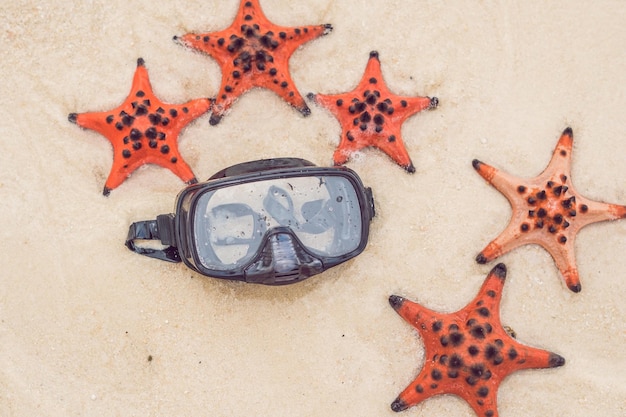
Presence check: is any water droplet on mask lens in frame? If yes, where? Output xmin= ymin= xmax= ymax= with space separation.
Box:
xmin=336 ymin=196 xmax=343 ymax=202
xmin=328 ymin=207 xmax=334 ymax=212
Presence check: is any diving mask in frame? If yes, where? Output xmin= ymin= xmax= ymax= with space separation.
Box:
xmin=126 ymin=158 xmax=375 ymax=285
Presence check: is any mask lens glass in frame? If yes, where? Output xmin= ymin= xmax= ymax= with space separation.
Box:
xmin=193 ymin=175 xmax=363 ymax=270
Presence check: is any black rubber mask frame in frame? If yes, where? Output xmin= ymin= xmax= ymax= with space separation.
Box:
xmin=126 ymin=158 xmax=375 ymax=285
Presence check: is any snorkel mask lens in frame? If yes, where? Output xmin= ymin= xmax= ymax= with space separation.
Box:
xmin=126 ymin=158 xmax=375 ymax=285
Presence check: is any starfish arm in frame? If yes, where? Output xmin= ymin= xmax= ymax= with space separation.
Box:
xmin=505 ymin=337 xmax=566 ymax=373
xmin=389 ymin=361 xmax=452 ymax=412
xmin=103 ymin=158 xmax=138 ymax=194
xmin=476 ymin=218 xmax=581 ymax=289
xmin=476 ymin=221 xmax=536 ymax=264
xmin=306 ymin=92 xmax=357 ymax=165
xmin=168 ymin=98 xmax=213 ymax=131
xmin=389 ymin=295 xmax=453 ymax=411
xmin=532 ymin=228 xmax=581 ymax=292
xmin=472 ymin=159 xmax=528 ymax=203
xmin=540 ymin=127 xmax=574 ymax=180
xmin=371 ymin=96 xmax=436 ymax=171
xmin=272 ymin=23 xmax=333 ymax=56
xmin=131 ymin=58 xmax=153 ymax=92
xmin=389 ymin=294 xmax=443 ymax=333
xmin=71 ymin=110 xmax=122 ymax=137
xmin=306 ymin=91 xmax=342 ymax=116
xmin=389 ymin=294 xmax=457 ymax=367
xmin=392 ymin=367 xmax=501 ymax=417
xmin=355 ymin=51 xmax=387 ymax=90
xmin=253 ymin=69 xmax=310 ymax=116
xmin=175 ymin=29 xmax=237 ymax=66
xmin=573 ymin=196 xmax=626 ymax=229
xmin=102 ymin=150 xmax=197 ymax=195
xmin=467 ymin=390 xmax=500 ymax=417
xmin=467 ymin=264 xmax=506 ymax=328
xmin=332 ymin=134 xmax=363 ymax=166
xmin=370 ymin=131 xmax=413 ymax=170
xmin=389 ymin=95 xmax=438 ymax=124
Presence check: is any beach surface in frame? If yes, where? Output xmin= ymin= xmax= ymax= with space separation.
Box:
xmin=1 ymin=1 xmax=625 ymax=416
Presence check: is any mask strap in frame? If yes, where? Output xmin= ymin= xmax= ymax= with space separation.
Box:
xmin=125 ymin=215 xmax=181 ymax=263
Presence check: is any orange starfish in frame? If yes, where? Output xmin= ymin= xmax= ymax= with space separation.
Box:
xmin=308 ymin=51 xmax=438 ymax=172
xmin=389 ymin=263 xmax=565 ymax=417
xmin=174 ymin=0 xmax=332 ymax=125
xmin=473 ymin=128 xmax=626 ymax=292
xmin=69 ymin=58 xmax=211 ymax=196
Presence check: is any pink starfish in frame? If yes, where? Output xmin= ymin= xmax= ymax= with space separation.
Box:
xmin=473 ymin=127 xmax=626 ymax=292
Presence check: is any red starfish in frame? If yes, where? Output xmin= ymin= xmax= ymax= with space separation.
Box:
xmin=69 ymin=58 xmax=211 ymax=195
xmin=473 ymin=128 xmax=626 ymax=292
xmin=308 ymin=51 xmax=438 ymax=172
xmin=174 ymin=0 xmax=332 ymax=125
xmin=389 ymin=263 xmax=565 ymax=417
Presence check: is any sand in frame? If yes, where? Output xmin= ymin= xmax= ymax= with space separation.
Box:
xmin=1 ymin=1 xmax=625 ymax=416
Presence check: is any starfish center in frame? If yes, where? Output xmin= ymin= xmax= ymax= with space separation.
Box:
xmin=424 ymin=312 xmax=510 ymax=398
xmin=109 ymin=96 xmax=183 ymax=162
xmin=516 ymin=176 xmax=588 ymax=243
xmin=341 ymin=88 xmax=406 ymax=141
xmin=231 ymin=24 xmax=280 ymax=72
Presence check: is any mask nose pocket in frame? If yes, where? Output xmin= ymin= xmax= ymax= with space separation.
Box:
xmin=244 ymin=230 xmax=323 ymax=285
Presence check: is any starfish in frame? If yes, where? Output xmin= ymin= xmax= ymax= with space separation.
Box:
xmin=389 ymin=263 xmax=565 ymax=417
xmin=308 ymin=51 xmax=438 ymax=172
xmin=174 ymin=0 xmax=332 ymax=125
xmin=69 ymin=58 xmax=211 ymax=196
xmin=473 ymin=127 xmax=626 ymax=292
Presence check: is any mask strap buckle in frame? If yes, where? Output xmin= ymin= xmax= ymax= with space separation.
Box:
xmin=125 ymin=214 xmax=181 ymax=263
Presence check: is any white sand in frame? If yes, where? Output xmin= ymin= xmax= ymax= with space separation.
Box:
xmin=1 ymin=1 xmax=625 ymax=416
